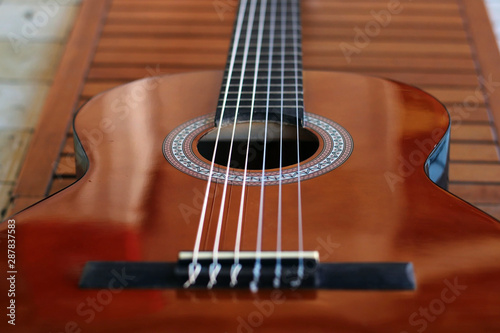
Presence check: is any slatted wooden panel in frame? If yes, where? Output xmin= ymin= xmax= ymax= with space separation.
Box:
xmin=13 ymin=0 xmax=500 ymax=220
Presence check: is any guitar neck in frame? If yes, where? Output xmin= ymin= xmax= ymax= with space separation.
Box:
xmin=215 ymin=0 xmax=305 ymax=127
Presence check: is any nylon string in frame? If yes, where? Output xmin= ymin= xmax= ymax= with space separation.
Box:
xmin=184 ymin=0 xmax=249 ymax=289
xmin=208 ymin=0 xmax=259 ymax=289
xmin=250 ymin=0 xmax=278 ymax=293
xmin=274 ymin=0 xmax=288 ymax=289
xmin=231 ymin=0 xmax=268 ymax=287
xmin=186 ymin=0 xmax=304 ymax=291
xmin=291 ymin=0 xmax=304 ymax=287
xmin=250 ymin=1 xmax=287 ymax=292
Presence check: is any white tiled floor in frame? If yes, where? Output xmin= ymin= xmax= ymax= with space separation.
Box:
xmin=0 ymin=42 xmax=63 ymax=80
xmin=0 ymin=82 xmax=50 ymax=128
xmin=0 ymin=0 xmax=80 ymax=218
xmin=0 ymin=4 xmax=78 ymax=41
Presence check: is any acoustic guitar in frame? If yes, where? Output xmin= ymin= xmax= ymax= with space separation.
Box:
xmin=2 ymin=0 xmax=499 ymax=332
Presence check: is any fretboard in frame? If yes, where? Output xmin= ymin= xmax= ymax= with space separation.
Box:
xmin=215 ymin=0 xmax=304 ymax=127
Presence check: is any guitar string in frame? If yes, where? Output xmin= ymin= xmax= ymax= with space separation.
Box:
xmin=208 ymin=0 xmax=258 ymax=289
xmin=291 ymin=0 xmax=304 ymax=287
xmin=273 ymin=0 xmax=287 ymax=289
xmin=184 ymin=0 xmax=248 ymax=288
xmin=230 ymin=0 xmax=268 ymax=287
xmin=250 ymin=0 xmax=277 ymax=293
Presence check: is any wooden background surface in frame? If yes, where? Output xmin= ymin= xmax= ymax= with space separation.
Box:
xmin=8 ymin=0 xmax=500 ymax=220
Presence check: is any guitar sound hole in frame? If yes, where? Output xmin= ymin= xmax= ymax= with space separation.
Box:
xmin=197 ymin=122 xmax=320 ymax=170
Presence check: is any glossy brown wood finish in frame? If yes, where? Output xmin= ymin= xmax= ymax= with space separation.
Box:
xmin=1 ymin=71 xmax=499 ymax=332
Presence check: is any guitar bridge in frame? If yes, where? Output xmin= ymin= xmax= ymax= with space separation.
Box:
xmin=79 ymin=251 xmax=415 ymax=291
xmin=178 ymin=251 xmax=319 ymax=289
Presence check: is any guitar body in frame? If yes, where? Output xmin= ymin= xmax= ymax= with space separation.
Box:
xmin=1 ymin=71 xmax=499 ymax=332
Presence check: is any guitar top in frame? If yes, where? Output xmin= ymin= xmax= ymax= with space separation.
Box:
xmin=1 ymin=0 xmax=499 ymax=332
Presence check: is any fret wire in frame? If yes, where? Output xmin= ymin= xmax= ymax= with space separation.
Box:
xmin=218 ymin=105 xmax=305 ymax=108
xmin=233 ymin=50 xmax=301 ymax=55
xmin=222 ymin=72 xmax=303 ymax=76
xmin=221 ymin=84 xmax=301 ymax=89
xmin=219 ymin=93 xmax=302 ymax=98
xmin=228 ymin=53 xmax=301 ymax=60
xmin=220 ymin=86 xmax=302 ymax=94
xmin=222 ymin=79 xmax=303 ymax=86
xmin=224 ymin=66 xmax=302 ymax=71
xmin=218 ymin=98 xmax=304 ymax=102
xmin=229 ymin=58 xmax=302 ymax=63
xmin=237 ymin=32 xmax=300 ymax=39
xmin=223 ymin=74 xmax=303 ymax=78
xmin=218 ymin=100 xmax=303 ymax=107
xmin=221 ymin=83 xmax=301 ymax=86
xmin=217 ymin=107 xmax=305 ymax=113
xmin=220 ymin=90 xmax=302 ymax=94
xmin=233 ymin=42 xmax=302 ymax=47
xmin=230 ymin=51 xmax=303 ymax=56
xmin=230 ymin=61 xmax=303 ymax=66
xmin=219 ymin=95 xmax=304 ymax=100
xmin=223 ymin=73 xmax=303 ymax=77
xmin=239 ymin=23 xmax=299 ymax=30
